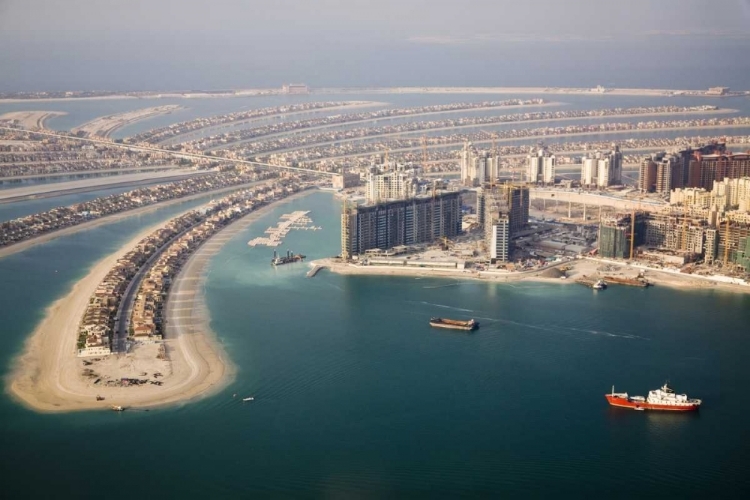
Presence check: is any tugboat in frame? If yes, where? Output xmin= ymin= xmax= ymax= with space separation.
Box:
xmin=429 ymin=318 xmax=479 ymax=331
xmin=605 ymin=383 xmax=701 ymax=411
xmin=271 ymin=250 xmax=305 ymax=266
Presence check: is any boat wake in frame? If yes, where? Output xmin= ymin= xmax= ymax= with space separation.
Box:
xmin=473 ymin=316 xmax=647 ymax=340
xmin=416 ymin=301 xmax=474 ymax=313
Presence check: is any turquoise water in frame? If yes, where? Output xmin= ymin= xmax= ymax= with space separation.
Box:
xmin=1 ymin=191 xmax=749 ymax=497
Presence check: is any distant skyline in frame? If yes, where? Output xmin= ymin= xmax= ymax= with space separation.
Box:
xmin=2 ymin=0 xmax=750 ymax=91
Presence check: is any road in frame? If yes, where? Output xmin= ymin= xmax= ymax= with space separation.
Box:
xmin=0 ymin=165 xmax=185 ymax=182
xmin=112 ymin=220 xmax=204 ymax=353
xmin=530 ymin=189 xmax=666 ymax=211
xmin=0 ymin=169 xmax=207 ymax=204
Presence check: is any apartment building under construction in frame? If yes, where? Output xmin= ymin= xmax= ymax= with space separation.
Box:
xmin=713 ymin=219 xmax=750 ymax=270
xmin=598 ymin=213 xmax=646 ymax=259
xmin=479 ymin=183 xmax=529 ymax=261
xmin=340 ymin=192 xmax=462 ymax=259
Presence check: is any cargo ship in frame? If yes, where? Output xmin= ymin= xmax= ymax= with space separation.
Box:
xmin=605 ymin=383 xmax=701 ymax=411
xmin=429 ymin=317 xmax=479 ymax=331
xmin=271 ymin=250 xmax=305 ymax=266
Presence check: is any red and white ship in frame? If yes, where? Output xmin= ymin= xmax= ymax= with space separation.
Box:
xmin=605 ymin=383 xmax=701 ymax=411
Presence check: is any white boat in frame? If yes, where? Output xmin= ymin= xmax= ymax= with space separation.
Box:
xmin=593 ymin=279 xmax=607 ymax=290
xmin=242 ymin=397 xmax=254 ymax=402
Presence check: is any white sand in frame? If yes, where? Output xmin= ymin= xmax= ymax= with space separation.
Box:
xmin=0 ymin=111 xmax=67 ymax=129
xmin=7 ymin=189 xmax=312 ymax=412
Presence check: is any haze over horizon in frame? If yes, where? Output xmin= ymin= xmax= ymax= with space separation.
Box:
xmin=2 ymin=0 xmax=750 ymax=91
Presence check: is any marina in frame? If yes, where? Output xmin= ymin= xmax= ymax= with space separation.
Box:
xmin=247 ymin=210 xmax=321 ymax=247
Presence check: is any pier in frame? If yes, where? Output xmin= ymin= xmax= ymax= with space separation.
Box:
xmin=306 ymin=264 xmax=325 ymax=278
xmin=247 ymin=210 xmax=320 ymax=247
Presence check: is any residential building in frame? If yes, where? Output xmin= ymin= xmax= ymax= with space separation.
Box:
xmin=332 ymin=172 xmax=360 ymax=190
xmin=638 ymin=155 xmax=658 ymax=192
xmin=481 ymin=184 xmax=529 ymax=262
xmin=365 ymin=163 xmax=420 ymax=203
xmin=598 ymin=213 xmax=646 ymax=259
xmin=581 ymin=154 xmax=598 ymax=187
xmin=596 ymin=145 xmax=623 ymax=188
xmin=460 ymin=142 xmax=500 ymax=187
xmin=527 ymin=147 xmax=555 ymax=184
xmin=488 ymin=216 xmax=510 ymax=262
xmin=340 ymin=192 xmax=462 ymax=259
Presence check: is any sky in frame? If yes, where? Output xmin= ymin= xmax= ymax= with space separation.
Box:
xmin=1 ymin=0 xmax=750 ymax=91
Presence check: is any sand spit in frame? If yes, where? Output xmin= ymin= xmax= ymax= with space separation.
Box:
xmin=6 ymin=190 xmax=312 ymax=413
xmin=0 ymin=111 xmax=67 ymax=129
xmin=72 ymin=105 xmax=183 ymax=138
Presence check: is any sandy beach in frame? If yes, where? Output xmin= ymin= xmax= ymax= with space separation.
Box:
xmin=71 ymin=105 xmax=183 ymax=138
xmin=318 ymin=257 xmax=750 ymax=294
xmin=0 ymin=111 xmax=67 ymax=129
xmin=6 ymin=189 xmax=312 ymax=412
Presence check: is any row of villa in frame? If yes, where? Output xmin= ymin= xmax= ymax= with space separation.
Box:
xmin=0 ymin=169 xmax=276 ymax=247
xmin=78 ymin=176 xmax=308 ymax=356
xmin=77 ymin=212 xmax=202 ymax=357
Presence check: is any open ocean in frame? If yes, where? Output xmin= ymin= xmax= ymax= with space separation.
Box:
xmin=1 ymin=190 xmax=749 ymax=497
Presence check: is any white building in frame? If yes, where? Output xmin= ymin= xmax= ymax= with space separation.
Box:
xmin=460 ymin=142 xmax=500 ymax=187
xmin=488 ymin=216 xmax=510 ymax=262
xmin=713 ymin=177 xmax=750 ymax=212
xmin=596 ymin=145 xmax=623 ymax=188
xmin=581 ymin=154 xmax=598 ymax=186
xmin=527 ymin=147 xmax=555 ymax=184
xmin=365 ymin=163 xmax=420 ymax=203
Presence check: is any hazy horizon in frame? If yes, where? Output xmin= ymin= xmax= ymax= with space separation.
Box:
xmin=2 ymin=0 xmax=750 ymax=91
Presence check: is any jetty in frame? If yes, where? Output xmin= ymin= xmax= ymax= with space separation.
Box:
xmin=306 ymin=264 xmax=325 ymax=278
xmin=247 ymin=211 xmax=320 ymax=247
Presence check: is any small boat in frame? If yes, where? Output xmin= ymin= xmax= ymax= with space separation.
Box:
xmin=593 ymin=279 xmax=607 ymax=290
xmin=429 ymin=317 xmax=479 ymax=331
xmin=242 ymin=397 xmax=255 ymax=402
xmin=110 ymin=405 xmax=124 ymax=412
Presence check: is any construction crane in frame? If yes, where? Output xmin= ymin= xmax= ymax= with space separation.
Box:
xmin=630 ymin=209 xmax=636 ymax=260
xmin=724 ymin=213 xmax=732 ymax=267
xmin=681 ymin=209 xmax=688 ymax=252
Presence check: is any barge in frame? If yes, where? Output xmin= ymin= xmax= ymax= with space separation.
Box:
xmin=271 ymin=250 xmax=305 ymax=266
xmin=429 ymin=317 xmax=479 ymax=331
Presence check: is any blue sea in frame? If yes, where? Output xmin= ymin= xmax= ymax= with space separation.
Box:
xmin=1 ymin=191 xmax=749 ymax=497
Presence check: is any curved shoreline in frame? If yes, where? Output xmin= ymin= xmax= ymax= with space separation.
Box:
xmin=6 ymin=189 xmax=312 ymax=412
xmin=210 ymin=102 xmax=561 ymax=150
xmin=0 ymin=180 xmax=267 ymax=260
xmin=317 ymin=257 xmax=750 ymax=294
xmin=71 ymin=105 xmax=183 ymax=138
xmin=253 ymin=107 xmax=738 ymax=156
xmin=299 ymin=122 xmax=750 ymax=162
